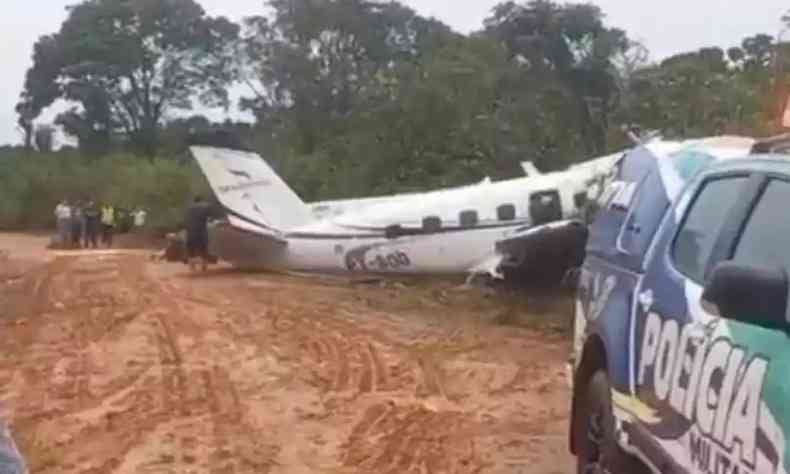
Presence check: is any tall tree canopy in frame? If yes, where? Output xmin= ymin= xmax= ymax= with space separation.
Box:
xmin=17 ymin=0 xmax=239 ymax=155
xmin=12 ymin=0 xmax=790 ymax=208
xmin=238 ymin=0 xmax=456 ymax=155
xmin=484 ymin=0 xmax=630 ymax=155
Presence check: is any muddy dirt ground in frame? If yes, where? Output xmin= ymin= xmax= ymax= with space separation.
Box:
xmin=0 ymin=233 xmax=574 ymax=474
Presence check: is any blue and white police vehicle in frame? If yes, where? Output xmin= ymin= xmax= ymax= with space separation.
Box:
xmin=569 ymin=134 xmax=790 ymax=474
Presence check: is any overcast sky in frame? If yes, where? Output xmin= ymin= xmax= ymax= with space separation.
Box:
xmin=1 ymin=0 xmax=788 ymax=145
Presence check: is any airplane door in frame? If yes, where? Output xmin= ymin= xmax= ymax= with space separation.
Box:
xmin=529 ymin=190 xmax=563 ymax=225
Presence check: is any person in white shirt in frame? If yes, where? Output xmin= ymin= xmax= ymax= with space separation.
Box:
xmin=133 ymin=207 xmax=147 ymax=228
xmin=54 ymin=199 xmax=72 ymax=246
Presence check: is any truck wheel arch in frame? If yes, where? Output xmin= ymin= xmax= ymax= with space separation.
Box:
xmin=569 ymin=333 xmax=608 ymax=455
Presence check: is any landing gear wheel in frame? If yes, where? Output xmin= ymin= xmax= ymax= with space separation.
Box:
xmin=575 ymin=370 xmax=619 ymax=474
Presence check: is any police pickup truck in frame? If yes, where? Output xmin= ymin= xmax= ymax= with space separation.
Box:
xmin=569 ymin=135 xmax=790 ymax=474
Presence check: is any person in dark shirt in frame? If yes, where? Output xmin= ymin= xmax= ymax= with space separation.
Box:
xmin=83 ymin=201 xmax=101 ymax=249
xmin=184 ymin=196 xmax=212 ymax=272
xmin=70 ymin=201 xmax=84 ymax=249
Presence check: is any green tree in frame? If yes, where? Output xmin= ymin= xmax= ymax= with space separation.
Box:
xmin=239 ymin=0 xmax=455 ymax=155
xmin=484 ymin=0 xmax=630 ymax=155
xmin=19 ymin=0 xmax=240 ymax=156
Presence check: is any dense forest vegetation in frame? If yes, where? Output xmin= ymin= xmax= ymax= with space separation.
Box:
xmin=2 ymin=0 xmax=789 ymax=230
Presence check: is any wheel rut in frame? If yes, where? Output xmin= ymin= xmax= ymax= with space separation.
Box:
xmin=0 ymin=241 xmax=573 ymax=474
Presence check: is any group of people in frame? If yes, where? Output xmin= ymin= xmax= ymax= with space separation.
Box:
xmin=54 ymin=200 xmax=147 ymax=249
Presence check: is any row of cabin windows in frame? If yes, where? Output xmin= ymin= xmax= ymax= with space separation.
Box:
xmin=420 ymin=204 xmax=516 ymax=232
xmin=384 ymin=190 xmax=593 ymax=238
xmin=416 ymin=192 xmax=566 ymax=232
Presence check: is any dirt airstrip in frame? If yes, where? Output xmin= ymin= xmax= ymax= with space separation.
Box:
xmin=0 ymin=233 xmax=574 ymax=474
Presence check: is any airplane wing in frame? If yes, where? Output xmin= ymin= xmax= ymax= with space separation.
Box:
xmin=468 ymin=220 xmax=589 ymax=283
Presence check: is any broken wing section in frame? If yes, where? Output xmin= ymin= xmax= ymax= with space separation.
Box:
xmin=491 ymin=220 xmax=589 ymax=285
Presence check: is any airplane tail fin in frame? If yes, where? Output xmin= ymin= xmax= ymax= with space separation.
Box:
xmin=190 ymin=146 xmax=314 ymax=232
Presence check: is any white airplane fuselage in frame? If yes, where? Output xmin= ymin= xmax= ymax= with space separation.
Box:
xmin=191 ymin=146 xmax=624 ymax=276
xmin=209 ymin=218 xmax=529 ymax=274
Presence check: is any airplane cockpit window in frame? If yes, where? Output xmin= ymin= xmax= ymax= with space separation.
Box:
xmin=529 ymin=190 xmax=563 ymax=226
xmin=497 ymin=204 xmax=516 ymax=221
xmin=459 ymin=210 xmax=478 ymax=228
xmin=422 ymin=216 xmax=442 ymax=232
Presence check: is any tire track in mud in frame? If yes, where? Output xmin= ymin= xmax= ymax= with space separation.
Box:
xmin=3 ymin=251 xmax=573 ymax=473
xmin=202 ymin=366 xmax=280 ymax=474
xmin=342 ymin=404 xmax=483 ymax=474
xmin=6 ymin=255 xmax=174 ymax=473
xmin=7 ymin=254 xmax=218 ymax=472
xmin=254 ymin=300 xmax=421 ymax=398
xmin=148 ymin=277 xmax=281 ymax=473
xmin=302 ymin=333 xmax=397 ymax=395
xmin=358 ymin=342 xmax=389 ymax=393
xmin=65 ymin=256 xmax=148 ymax=411
xmin=174 ymin=277 xmax=478 ymax=473
xmin=14 ymin=257 xmax=98 ymax=420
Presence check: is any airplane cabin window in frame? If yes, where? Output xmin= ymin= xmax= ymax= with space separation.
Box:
xmin=385 ymin=224 xmax=403 ymax=239
xmin=459 ymin=210 xmax=478 ymax=228
xmin=529 ymin=190 xmax=563 ymax=226
xmin=497 ymin=204 xmax=516 ymax=221
xmin=573 ymin=192 xmax=588 ymax=210
xmin=422 ymin=216 xmax=442 ymax=232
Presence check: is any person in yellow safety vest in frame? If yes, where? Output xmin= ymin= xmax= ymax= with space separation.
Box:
xmin=101 ymin=204 xmax=116 ymax=248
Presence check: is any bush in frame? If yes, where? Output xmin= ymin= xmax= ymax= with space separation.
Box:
xmin=0 ymin=150 xmax=211 ymax=235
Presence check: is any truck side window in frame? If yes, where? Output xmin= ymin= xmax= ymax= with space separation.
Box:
xmin=673 ymin=177 xmax=747 ymax=282
xmin=733 ymin=180 xmax=790 ymax=270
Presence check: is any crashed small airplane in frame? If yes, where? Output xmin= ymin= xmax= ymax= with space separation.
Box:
xmin=188 ymin=135 xmax=618 ymax=280
xmin=187 ymin=132 xmax=765 ymax=281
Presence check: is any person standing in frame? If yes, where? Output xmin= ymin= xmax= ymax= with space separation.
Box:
xmin=101 ymin=204 xmax=116 ymax=248
xmin=70 ymin=201 xmax=84 ymax=249
xmin=184 ymin=196 xmax=212 ymax=272
xmin=133 ymin=206 xmax=147 ymax=231
xmin=54 ymin=199 xmax=72 ymax=247
xmin=83 ymin=201 xmax=101 ymax=249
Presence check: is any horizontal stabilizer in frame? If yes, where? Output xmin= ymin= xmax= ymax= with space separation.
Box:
xmin=208 ymin=219 xmax=288 ymax=270
xmin=226 ymin=215 xmax=288 ymax=244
